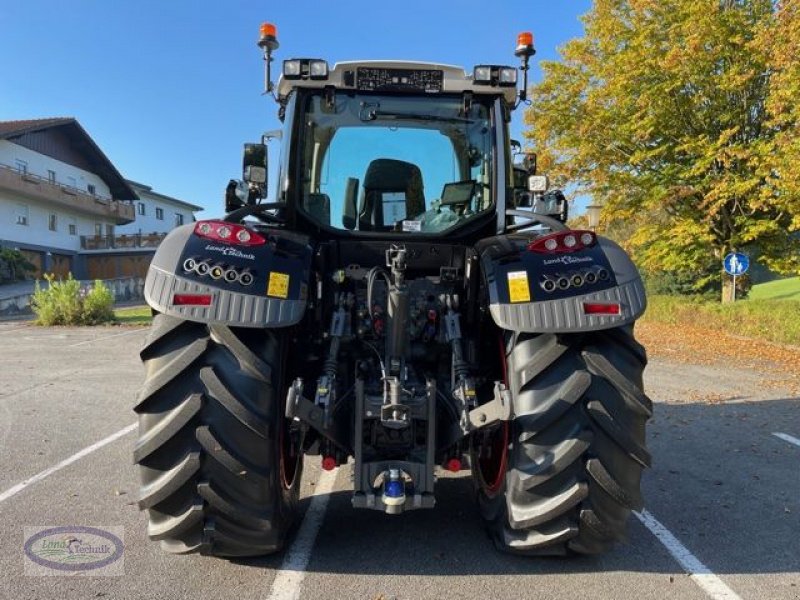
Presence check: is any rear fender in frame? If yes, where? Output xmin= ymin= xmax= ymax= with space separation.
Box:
xmin=477 ymin=233 xmax=646 ymax=333
xmin=143 ymin=223 xmax=312 ymax=328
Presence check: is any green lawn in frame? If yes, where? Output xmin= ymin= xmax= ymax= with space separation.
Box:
xmin=114 ymin=305 xmax=152 ymax=325
xmin=749 ymin=276 xmax=800 ymax=301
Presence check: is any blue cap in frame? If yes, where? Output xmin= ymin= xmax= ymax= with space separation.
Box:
xmin=384 ymin=480 xmax=405 ymax=499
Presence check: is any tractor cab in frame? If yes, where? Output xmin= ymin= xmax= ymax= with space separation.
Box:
xmin=227 ymin=26 xmax=568 ymax=238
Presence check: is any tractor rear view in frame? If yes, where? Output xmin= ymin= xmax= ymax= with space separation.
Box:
xmin=133 ymin=24 xmax=651 ymax=557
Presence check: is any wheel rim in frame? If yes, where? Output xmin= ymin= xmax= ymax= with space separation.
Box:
xmin=279 ymin=417 xmax=300 ymax=489
xmin=478 ymin=422 xmax=509 ymax=495
xmin=476 ymin=336 xmax=511 ymax=495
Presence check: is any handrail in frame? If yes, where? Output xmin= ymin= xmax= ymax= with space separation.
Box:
xmin=0 ymin=162 xmax=121 ymax=204
xmin=80 ymin=233 xmax=167 ymax=250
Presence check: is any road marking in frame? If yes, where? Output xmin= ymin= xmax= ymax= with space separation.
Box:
xmin=0 ymin=423 xmax=137 ymax=504
xmin=773 ymin=432 xmax=800 ymax=448
xmin=635 ymin=509 xmax=742 ymax=600
xmin=266 ymin=469 xmax=338 ymax=600
xmin=68 ymin=328 xmax=146 ymax=347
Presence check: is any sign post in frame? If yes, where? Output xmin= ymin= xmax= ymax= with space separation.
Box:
xmin=723 ymin=252 xmax=750 ymax=302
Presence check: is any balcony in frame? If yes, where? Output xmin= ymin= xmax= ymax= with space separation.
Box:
xmin=80 ymin=232 xmax=167 ymax=251
xmin=0 ymin=163 xmax=135 ymax=224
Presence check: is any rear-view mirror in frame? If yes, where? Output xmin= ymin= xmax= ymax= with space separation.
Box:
xmin=243 ymin=143 xmax=268 ymax=185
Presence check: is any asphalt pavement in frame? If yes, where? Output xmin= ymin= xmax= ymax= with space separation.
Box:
xmin=0 ymin=321 xmax=798 ymax=600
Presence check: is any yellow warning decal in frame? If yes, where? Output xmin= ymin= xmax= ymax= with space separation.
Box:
xmin=267 ymin=272 xmax=290 ymax=299
xmin=507 ymin=271 xmax=531 ymax=303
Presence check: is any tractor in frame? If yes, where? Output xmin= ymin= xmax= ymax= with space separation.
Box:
xmin=134 ymin=24 xmax=651 ymax=557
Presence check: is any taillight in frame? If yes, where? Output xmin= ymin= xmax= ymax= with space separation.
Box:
xmin=173 ymin=294 xmax=213 ymax=306
xmin=583 ymin=302 xmax=620 ymax=315
xmin=193 ymin=220 xmax=266 ymax=246
xmin=528 ymin=230 xmax=597 ymax=254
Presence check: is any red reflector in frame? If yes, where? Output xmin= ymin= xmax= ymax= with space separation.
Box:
xmin=321 ymin=456 xmax=337 ymax=471
xmin=583 ymin=302 xmax=621 ymax=315
xmin=444 ymin=458 xmax=462 ymax=473
xmin=172 ymin=294 xmax=213 ymax=306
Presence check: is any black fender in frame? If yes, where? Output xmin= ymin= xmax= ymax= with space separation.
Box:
xmin=476 ymin=233 xmax=646 ymax=333
xmin=143 ymin=223 xmax=312 ymax=328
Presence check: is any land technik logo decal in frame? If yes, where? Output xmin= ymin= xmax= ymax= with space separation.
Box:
xmin=24 ymin=526 xmax=124 ymax=576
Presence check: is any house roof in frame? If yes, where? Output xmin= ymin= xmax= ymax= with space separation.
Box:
xmin=126 ymin=180 xmax=203 ymax=211
xmin=0 ymin=118 xmax=138 ymax=200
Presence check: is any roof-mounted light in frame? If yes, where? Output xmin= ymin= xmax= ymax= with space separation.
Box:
xmin=498 ymin=67 xmax=518 ymax=86
xmin=282 ymin=58 xmax=329 ymax=81
xmin=472 ymin=65 xmax=518 ymax=88
xmin=258 ymin=22 xmax=279 ymax=52
xmin=473 ymin=66 xmax=492 ymax=84
xmin=283 ymin=59 xmax=301 ymax=78
xmin=309 ymin=59 xmax=328 ymax=79
xmin=515 ymin=31 xmax=535 ymax=58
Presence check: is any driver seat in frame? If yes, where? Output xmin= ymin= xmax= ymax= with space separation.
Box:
xmin=359 ymin=159 xmax=425 ymax=230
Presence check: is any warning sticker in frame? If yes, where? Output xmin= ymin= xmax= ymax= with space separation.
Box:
xmin=507 ymin=271 xmax=531 ymax=303
xmin=267 ymin=272 xmax=290 ymax=299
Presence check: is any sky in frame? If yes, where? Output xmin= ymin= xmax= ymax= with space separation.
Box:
xmin=0 ymin=1 xmax=591 ymax=218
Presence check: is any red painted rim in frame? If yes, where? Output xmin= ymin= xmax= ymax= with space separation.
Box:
xmin=278 ymin=416 xmax=299 ymax=489
xmin=476 ymin=336 xmax=510 ymax=496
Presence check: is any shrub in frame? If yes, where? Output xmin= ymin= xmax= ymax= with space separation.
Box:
xmin=82 ymin=280 xmax=115 ymax=324
xmin=31 ymin=274 xmax=116 ymax=326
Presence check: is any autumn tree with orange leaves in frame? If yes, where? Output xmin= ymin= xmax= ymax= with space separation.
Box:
xmin=526 ymin=0 xmax=799 ymax=295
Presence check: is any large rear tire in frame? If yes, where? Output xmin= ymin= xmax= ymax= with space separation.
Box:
xmin=473 ymin=326 xmax=651 ymax=555
xmin=134 ymin=314 xmax=302 ymax=557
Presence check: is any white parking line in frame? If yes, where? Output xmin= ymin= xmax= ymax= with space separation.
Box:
xmin=68 ymin=328 xmax=146 ymax=347
xmin=0 ymin=423 xmax=137 ymax=504
xmin=773 ymin=432 xmax=800 ymax=448
xmin=635 ymin=509 xmax=742 ymax=600
xmin=266 ymin=469 xmax=338 ymax=600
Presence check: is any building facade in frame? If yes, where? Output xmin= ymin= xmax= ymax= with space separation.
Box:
xmin=79 ymin=181 xmax=201 ymax=279
xmin=0 ymin=118 xmax=199 ymax=281
xmin=119 ymin=181 xmax=200 ymax=235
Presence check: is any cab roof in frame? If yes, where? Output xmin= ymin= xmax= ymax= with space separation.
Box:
xmin=276 ymin=60 xmax=518 ymax=104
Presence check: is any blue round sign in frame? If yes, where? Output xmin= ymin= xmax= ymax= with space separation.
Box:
xmin=723 ymin=252 xmax=749 ymax=276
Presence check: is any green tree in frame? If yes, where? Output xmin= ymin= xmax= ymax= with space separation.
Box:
xmin=526 ymin=0 xmax=798 ymax=294
xmin=0 ymin=248 xmax=36 ymax=282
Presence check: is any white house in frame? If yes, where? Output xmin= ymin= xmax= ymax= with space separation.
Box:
xmin=0 ymin=118 xmax=198 ymax=281
xmin=119 ymin=181 xmax=201 ymax=235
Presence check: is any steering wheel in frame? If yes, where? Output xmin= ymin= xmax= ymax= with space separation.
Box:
xmin=225 ymin=202 xmax=287 ymax=225
xmin=505 ymin=209 xmax=569 ymax=233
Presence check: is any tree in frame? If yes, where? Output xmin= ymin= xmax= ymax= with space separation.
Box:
xmin=760 ymin=0 xmax=800 ymax=268
xmin=0 ymin=248 xmax=36 ymax=283
xmin=525 ymin=0 xmax=798 ymax=294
